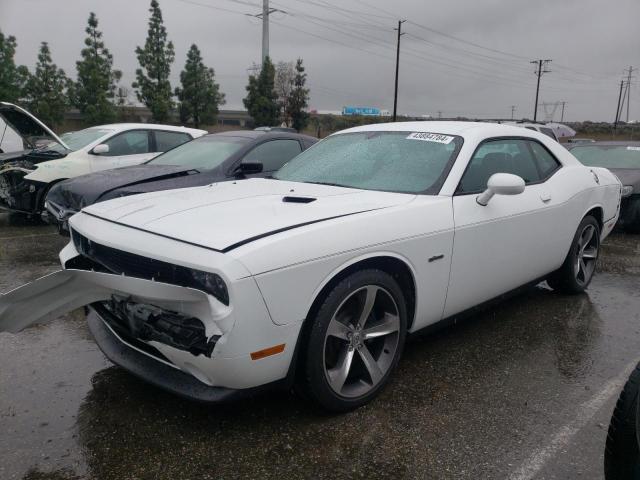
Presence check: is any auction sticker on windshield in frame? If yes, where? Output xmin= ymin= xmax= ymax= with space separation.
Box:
xmin=406 ymin=132 xmax=454 ymax=144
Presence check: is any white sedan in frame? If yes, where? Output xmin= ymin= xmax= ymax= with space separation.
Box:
xmin=0 ymin=122 xmax=621 ymax=411
xmin=0 ymin=102 xmax=206 ymax=215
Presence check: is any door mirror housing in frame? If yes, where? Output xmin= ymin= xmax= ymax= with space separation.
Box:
xmin=234 ymin=162 xmax=263 ymax=176
xmin=476 ymin=173 xmax=525 ymax=206
xmin=92 ymin=144 xmax=109 ymax=155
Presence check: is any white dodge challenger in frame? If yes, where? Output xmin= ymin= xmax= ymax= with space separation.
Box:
xmin=0 ymin=122 xmax=622 ymax=411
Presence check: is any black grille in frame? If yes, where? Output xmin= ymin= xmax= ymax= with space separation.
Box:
xmin=70 ymin=230 xmax=229 ymax=305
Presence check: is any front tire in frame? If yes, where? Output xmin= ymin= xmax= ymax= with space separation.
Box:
xmin=301 ymin=269 xmax=407 ymax=412
xmin=548 ymin=215 xmax=600 ymax=294
xmin=605 ymin=362 xmax=640 ymax=479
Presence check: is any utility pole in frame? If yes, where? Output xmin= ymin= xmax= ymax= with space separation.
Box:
xmin=531 ymin=59 xmax=552 ymax=122
xmin=393 ymin=19 xmax=406 ymax=122
xmin=247 ymin=0 xmax=283 ymax=65
xmin=510 ymin=105 xmax=516 ymax=120
xmin=262 ymin=0 xmax=269 ymax=63
xmin=615 ymin=80 xmax=624 ymax=129
xmin=624 ymin=66 xmax=634 ymax=123
xmin=560 ymin=101 xmax=566 ymax=122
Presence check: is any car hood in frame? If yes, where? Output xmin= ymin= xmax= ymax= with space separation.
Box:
xmin=0 ymin=102 xmax=68 ymax=151
xmin=609 ymin=168 xmax=640 ymax=193
xmin=47 ymin=164 xmax=202 ymax=210
xmin=81 ymin=178 xmax=416 ymax=252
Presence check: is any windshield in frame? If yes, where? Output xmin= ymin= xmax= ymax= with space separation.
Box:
xmin=149 ymin=135 xmax=249 ymax=169
xmin=570 ymin=145 xmax=640 ymax=169
xmin=275 ymin=131 xmax=463 ymax=194
xmin=39 ymin=128 xmax=113 ymax=153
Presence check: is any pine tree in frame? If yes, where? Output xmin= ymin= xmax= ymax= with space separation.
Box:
xmin=243 ymin=56 xmax=278 ymax=127
xmin=74 ymin=13 xmax=122 ymax=125
xmin=134 ymin=0 xmax=175 ymax=122
xmin=0 ymin=30 xmax=28 ymax=103
xmin=24 ymin=42 xmax=69 ymax=127
xmin=286 ymin=58 xmax=310 ymax=132
xmin=175 ymin=44 xmax=225 ymax=128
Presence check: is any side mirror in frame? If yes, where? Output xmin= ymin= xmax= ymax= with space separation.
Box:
xmin=476 ymin=173 xmax=525 ymax=206
xmin=92 ymin=144 xmax=109 ymax=155
xmin=234 ymin=162 xmax=263 ymax=176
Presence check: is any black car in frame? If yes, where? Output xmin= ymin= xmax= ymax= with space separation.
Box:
xmin=45 ymin=130 xmax=317 ymax=233
xmin=567 ymin=141 xmax=640 ymax=233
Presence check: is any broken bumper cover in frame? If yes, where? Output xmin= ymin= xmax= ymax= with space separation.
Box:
xmin=87 ymin=308 xmax=279 ymax=403
xmin=0 ymin=267 xmax=303 ymax=393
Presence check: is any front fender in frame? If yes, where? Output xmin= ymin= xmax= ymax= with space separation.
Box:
xmin=24 ymin=156 xmax=89 ymax=183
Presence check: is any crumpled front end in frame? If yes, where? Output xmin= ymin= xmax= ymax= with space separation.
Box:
xmin=0 ymin=214 xmax=302 ymax=398
xmin=0 ymin=160 xmax=38 ymax=213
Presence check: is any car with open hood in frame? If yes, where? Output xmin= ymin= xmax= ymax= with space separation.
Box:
xmin=0 ymin=102 xmax=206 ymax=216
xmin=44 ymin=130 xmax=318 ymax=232
xmin=567 ymin=141 xmax=640 ymax=232
xmin=0 ymin=122 xmax=622 ymax=411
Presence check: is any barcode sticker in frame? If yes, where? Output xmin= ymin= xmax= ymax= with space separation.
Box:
xmin=406 ymin=132 xmax=454 ymax=144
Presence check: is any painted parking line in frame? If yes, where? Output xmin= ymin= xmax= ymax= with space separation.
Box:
xmin=508 ymin=358 xmax=640 ymax=480
xmin=0 ymin=233 xmax=60 ymax=241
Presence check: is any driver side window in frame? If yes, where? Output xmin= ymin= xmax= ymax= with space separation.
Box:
xmin=458 ymin=139 xmax=541 ymax=193
xmin=101 ymin=130 xmax=151 ymax=156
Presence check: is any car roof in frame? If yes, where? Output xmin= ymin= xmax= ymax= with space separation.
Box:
xmin=207 ymin=130 xmax=317 ymax=142
xmin=568 ymin=141 xmax=640 ymax=147
xmin=87 ymin=123 xmax=207 ymax=136
xmin=336 ymin=121 xmax=548 ymax=138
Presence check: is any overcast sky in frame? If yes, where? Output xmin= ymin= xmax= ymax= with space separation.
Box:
xmin=1 ymin=0 xmax=638 ymax=121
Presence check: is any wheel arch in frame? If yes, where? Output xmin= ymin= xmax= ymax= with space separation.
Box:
xmin=584 ymin=205 xmax=603 ymax=231
xmin=305 ymin=252 xmax=418 ymax=332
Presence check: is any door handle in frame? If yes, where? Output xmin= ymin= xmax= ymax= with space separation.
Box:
xmin=540 ymin=192 xmax=552 ymax=203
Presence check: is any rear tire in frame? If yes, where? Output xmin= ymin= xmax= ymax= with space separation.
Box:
xmin=605 ymin=362 xmax=640 ymax=479
xmin=624 ymin=198 xmax=640 ymax=234
xmin=300 ymin=269 xmax=407 ymax=412
xmin=547 ymin=215 xmax=600 ymax=294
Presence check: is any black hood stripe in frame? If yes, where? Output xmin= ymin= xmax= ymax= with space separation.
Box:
xmin=220 ymin=208 xmax=382 ymax=253
xmin=82 ymin=211 xmax=224 ymax=252
xmin=82 ymin=208 xmax=383 ymax=254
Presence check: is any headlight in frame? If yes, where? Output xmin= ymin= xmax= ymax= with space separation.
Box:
xmin=622 ymin=185 xmax=634 ymax=198
xmin=189 ymin=270 xmax=229 ymax=306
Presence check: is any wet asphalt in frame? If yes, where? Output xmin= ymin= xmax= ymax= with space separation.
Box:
xmin=1 ymin=213 xmax=639 ymax=480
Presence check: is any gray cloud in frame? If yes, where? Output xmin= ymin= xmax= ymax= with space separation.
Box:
xmin=1 ymin=0 xmax=638 ymax=121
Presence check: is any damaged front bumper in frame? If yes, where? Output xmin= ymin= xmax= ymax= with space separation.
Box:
xmin=0 ymin=248 xmax=302 ymax=398
xmin=43 ymin=199 xmax=76 ymax=233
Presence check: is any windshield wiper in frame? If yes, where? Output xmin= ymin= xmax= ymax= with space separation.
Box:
xmin=302 ymin=181 xmax=346 ymax=188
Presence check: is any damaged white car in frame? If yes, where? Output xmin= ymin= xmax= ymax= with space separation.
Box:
xmin=0 ymin=122 xmax=622 ymax=411
xmin=0 ymin=102 xmax=206 ymax=216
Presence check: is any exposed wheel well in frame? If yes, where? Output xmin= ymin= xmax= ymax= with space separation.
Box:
xmin=36 ymin=178 xmax=67 ymax=212
xmin=306 ymin=256 xmax=417 ymax=331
